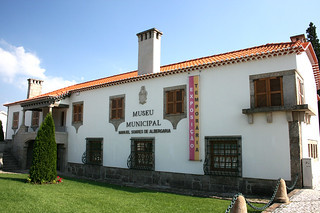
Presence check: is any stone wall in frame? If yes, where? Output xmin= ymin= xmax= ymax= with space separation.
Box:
xmin=67 ymin=163 xmax=280 ymax=196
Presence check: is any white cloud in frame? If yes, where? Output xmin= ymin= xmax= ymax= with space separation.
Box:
xmin=0 ymin=40 xmax=77 ymax=94
xmin=42 ymin=76 xmax=77 ymax=94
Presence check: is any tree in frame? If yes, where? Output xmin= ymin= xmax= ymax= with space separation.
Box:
xmin=306 ymin=22 xmax=320 ymax=64
xmin=0 ymin=120 xmax=4 ymax=141
xmin=29 ymin=113 xmax=57 ymax=183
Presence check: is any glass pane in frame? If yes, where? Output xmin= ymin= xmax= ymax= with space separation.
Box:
xmin=167 ymin=103 xmax=174 ymax=114
xmin=112 ymin=99 xmax=116 ymax=108
xmin=176 ymin=102 xmax=183 ymax=113
xmin=117 ymin=98 xmax=122 ymax=108
xmin=167 ymin=91 xmax=174 ymax=102
xmin=176 ymin=90 xmax=183 ymax=101
xmin=111 ymin=110 xmax=116 ymax=119
xmin=256 ymin=94 xmax=267 ymax=107
xmin=270 ymin=78 xmax=281 ymax=92
xmin=256 ymin=79 xmax=266 ymax=93
xmin=117 ymin=109 xmax=122 ymax=119
xmin=271 ymin=93 xmax=282 ymax=106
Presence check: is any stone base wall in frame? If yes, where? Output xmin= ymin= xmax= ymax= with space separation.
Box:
xmin=67 ymin=163 xmax=280 ymax=196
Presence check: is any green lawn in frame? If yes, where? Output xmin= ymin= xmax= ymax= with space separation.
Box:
xmin=0 ymin=173 xmax=262 ymax=212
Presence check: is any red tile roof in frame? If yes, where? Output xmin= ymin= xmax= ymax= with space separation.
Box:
xmin=5 ymin=40 xmax=319 ymax=106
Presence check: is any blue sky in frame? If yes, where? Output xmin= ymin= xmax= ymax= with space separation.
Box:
xmin=0 ymin=0 xmax=319 ymax=112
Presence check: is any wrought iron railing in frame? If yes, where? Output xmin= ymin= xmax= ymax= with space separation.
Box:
xmin=127 ymin=152 xmax=154 ymax=171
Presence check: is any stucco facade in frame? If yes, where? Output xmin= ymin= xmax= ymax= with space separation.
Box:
xmin=4 ymin=30 xmax=320 ymax=194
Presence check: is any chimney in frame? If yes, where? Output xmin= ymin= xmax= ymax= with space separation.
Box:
xmin=290 ymin=34 xmax=306 ymax=43
xmin=27 ymin=78 xmax=43 ymax=99
xmin=137 ymin=28 xmax=162 ymax=75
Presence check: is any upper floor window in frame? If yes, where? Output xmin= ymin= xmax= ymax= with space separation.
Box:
xmin=31 ymin=111 xmax=40 ymax=127
xmin=254 ymin=77 xmax=283 ymax=107
xmin=166 ymin=89 xmax=185 ymax=114
xmin=12 ymin=112 xmax=19 ymax=129
xmin=111 ymin=97 xmax=124 ymax=120
xmin=73 ymin=103 xmax=83 ymax=124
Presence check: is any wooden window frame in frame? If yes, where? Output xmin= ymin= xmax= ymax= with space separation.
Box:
xmin=72 ymin=103 xmax=83 ymax=124
xmin=165 ymin=89 xmax=185 ymax=115
xmin=110 ymin=97 xmax=124 ymax=120
xmin=86 ymin=138 xmax=103 ymax=165
xmin=254 ymin=76 xmax=283 ymax=108
xmin=31 ymin=111 xmax=40 ymax=127
xmin=12 ymin=112 xmax=19 ymax=129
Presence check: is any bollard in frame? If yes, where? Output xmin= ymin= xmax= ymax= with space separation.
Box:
xmin=274 ymin=179 xmax=289 ymax=203
xmin=230 ymin=195 xmax=248 ymax=213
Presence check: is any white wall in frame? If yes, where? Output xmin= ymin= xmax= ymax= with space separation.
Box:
xmin=66 ymin=54 xmax=298 ymax=180
xmin=7 ymin=52 xmax=319 ymax=182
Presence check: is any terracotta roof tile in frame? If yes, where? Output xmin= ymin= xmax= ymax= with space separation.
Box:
xmin=6 ymin=40 xmax=319 ymax=106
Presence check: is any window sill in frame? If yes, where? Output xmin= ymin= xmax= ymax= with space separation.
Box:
xmin=242 ymin=104 xmax=316 ymax=124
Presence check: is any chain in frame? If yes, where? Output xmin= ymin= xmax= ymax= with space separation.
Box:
xmin=225 ymin=193 xmax=243 ymax=213
xmin=225 ymin=178 xmax=281 ymax=212
xmin=245 ymin=178 xmax=281 ymax=211
xmin=286 ymin=173 xmax=299 ymax=191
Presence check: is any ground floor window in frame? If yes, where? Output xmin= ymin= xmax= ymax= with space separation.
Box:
xmin=127 ymin=138 xmax=154 ymax=170
xmin=308 ymin=140 xmax=318 ymax=159
xmin=86 ymin=138 xmax=103 ymax=165
xmin=204 ymin=136 xmax=241 ymax=177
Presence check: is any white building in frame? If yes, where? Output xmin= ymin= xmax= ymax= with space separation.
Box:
xmin=4 ymin=29 xmax=320 ymax=195
xmin=0 ymin=111 xmax=7 ymax=138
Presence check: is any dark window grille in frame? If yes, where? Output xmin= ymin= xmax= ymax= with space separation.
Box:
xmin=128 ymin=139 xmax=154 ymax=170
xmin=204 ymin=137 xmax=241 ymax=177
xmin=86 ymin=139 xmax=103 ymax=165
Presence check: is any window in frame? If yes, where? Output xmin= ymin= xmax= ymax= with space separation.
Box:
xmin=204 ymin=136 xmax=241 ymax=176
xmin=111 ymin=97 xmax=124 ymax=120
xmin=12 ymin=112 xmax=19 ymax=129
xmin=31 ymin=111 xmax=40 ymax=127
xmin=308 ymin=141 xmax=318 ymax=159
xmin=109 ymin=95 xmax=125 ymax=131
xmin=166 ymin=89 xmax=184 ymax=114
xmin=127 ymin=138 xmax=154 ymax=170
xmin=163 ymin=85 xmax=187 ymax=129
xmin=72 ymin=103 xmax=83 ymax=124
xmin=254 ymin=77 xmax=283 ymax=107
xmin=86 ymin=138 xmax=103 ymax=165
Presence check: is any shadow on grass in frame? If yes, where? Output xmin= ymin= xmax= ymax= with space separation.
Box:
xmin=0 ymin=175 xmax=27 ymax=183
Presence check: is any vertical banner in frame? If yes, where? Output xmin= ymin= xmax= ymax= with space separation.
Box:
xmin=189 ymin=75 xmax=200 ymax=161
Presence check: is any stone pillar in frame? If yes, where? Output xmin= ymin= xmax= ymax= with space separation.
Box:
xmin=288 ymin=121 xmax=303 ymax=188
xmin=230 ymin=195 xmax=247 ymax=213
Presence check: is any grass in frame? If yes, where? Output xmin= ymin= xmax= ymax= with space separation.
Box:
xmin=0 ymin=173 xmax=263 ymax=212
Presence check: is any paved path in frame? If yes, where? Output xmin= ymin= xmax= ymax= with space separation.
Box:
xmin=273 ymin=186 xmax=320 ymax=213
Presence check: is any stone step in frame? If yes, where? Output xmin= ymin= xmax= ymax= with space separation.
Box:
xmin=2 ymin=151 xmax=20 ymax=172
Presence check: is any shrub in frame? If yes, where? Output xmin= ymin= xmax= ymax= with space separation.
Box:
xmin=0 ymin=120 xmax=4 ymax=141
xmin=29 ymin=113 xmax=57 ymax=184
